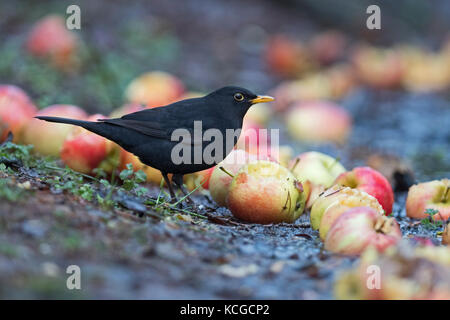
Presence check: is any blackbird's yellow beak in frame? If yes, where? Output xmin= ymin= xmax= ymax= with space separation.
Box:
xmin=250 ymin=95 xmax=275 ymax=104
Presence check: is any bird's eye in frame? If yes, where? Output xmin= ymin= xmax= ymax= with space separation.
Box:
xmin=234 ymin=93 xmax=244 ymax=102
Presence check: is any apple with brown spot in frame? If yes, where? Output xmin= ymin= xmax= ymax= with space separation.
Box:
xmin=227 ymin=160 xmax=306 ymax=224
xmin=324 ymin=207 xmax=402 ymax=256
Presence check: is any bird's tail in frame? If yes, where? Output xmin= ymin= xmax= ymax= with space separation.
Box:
xmin=35 ymin=116 xmax=111 ymax=139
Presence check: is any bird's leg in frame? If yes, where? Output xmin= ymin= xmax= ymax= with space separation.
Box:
xmin=172 ymin=174 xmax=194 ymax=204
xmin=161 ymin=172 xmax=176 ymax=202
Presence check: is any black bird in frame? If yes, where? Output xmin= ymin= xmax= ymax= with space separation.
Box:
xmin=36 ymin=86 xmax=274 ymax=200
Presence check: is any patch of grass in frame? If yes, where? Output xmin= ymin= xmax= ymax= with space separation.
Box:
xmin=420 ymin=208 xmax=443 ymax=230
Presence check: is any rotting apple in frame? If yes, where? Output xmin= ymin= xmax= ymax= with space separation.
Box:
xmin=289 ymin=151 xmax=346 ymax=189
xmin=26 ymin=15 xmax=78 ymax=69
xmin=21 ymin=104 xmax=87 ymax=156
xmin=324 ymin=207 xmax=402 ymax=256
xmin=60 ymin=114 xmax=109 ymax=174
xmin=286 ymin=101 xmax=352 ymax=144
xmin=124 ymin=71 xmax=185 ymax=108
xmin=334 ymin=166 xmax=394 ymax=215
xmin=405 ymin=179 xmax=449 ymax=221
xmin=209 ymin=149 xmax=258 ymax=207
xmin=318 ymin=188 xmax=384 ymax=240
xmin=227 ymin=160 xmax=306 ymax=224
xmin=0 ymin=85 xmax=37 ymax=142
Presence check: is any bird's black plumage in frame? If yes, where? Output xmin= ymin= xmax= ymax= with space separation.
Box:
xmin=36 ymin=86 xmax=274 ymax=200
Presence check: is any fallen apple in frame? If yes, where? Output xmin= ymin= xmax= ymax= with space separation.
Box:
xmin=124 ymin=71 xmax=185 ymax=108
xmin=60 ymin=114 xmax=109 ymax=174
xmin=335 ymin=166 xmax=394 ymax=215
xmin=318 ymin=188 xmax=384 ymax=240
xmin=26 ymin=15 xmax=78 ymax=69
xmin=184 ymin=167 xmax=215 ymax=191
xmin=286 ymin=101 xmax=352 ymax=144
xmin=209 ymin=149 xmax=257 ymax=207
xmin=289 ymin=151 xmax=346 ymax=189
xmin=324 ymin=207 xmax=402 ymax=256
xmin=406 ymin=179 xmax=449 ymax=221
xmin=227 ymin=160 xmax=306 ymax=224
xmin=0 ymin=85 xmax=37 ymax=142
xmin=21 ymin=104 xmax=87 ymax=156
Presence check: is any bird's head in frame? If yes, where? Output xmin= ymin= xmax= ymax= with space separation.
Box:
xmin=208 ymin=86 xmax=274 ymax=113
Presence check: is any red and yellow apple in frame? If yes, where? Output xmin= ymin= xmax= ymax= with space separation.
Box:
xmin=184 ymin=167 xmax=215 ymax=191
xmin=26 ymin=15 xmax=78 ymax=69
xmin=334 ymin=166 xmax=394 ymax=215
xmin=227 ymin=160 xmax=306 ymax=224
xmin=21 ymin=104 xmax=87 ymax=156
xmin=0 ymin=85 xmax=37 ymax=142
xmin=289 ymin=151 xmax=346 ymax=189
xmin=209 ymin=149 xmax=258 ymax=207
xmin=286 ymin=101 xmax=352 ymax=144
xmin=60 ymin=114 xmax=109 ymax=174
xmin=124 ymin=71 xmax=185 ymax=108
xmin=406 ymin=179 xmax=449 ymax=220
xmin=324 ymin=207 xmax=402 ymax=256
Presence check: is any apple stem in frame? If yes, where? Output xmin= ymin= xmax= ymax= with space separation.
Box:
xmin=290 ymin=158 xmax=300 ymax=172
xmin=219 ymin=166 xmax=234 ymax=178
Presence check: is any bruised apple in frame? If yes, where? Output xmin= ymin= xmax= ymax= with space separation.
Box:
xmin=0 ymin=85 xmax=37 ymax=142
xmin=406 ymin=179 xmax=449 ymax=221
xmin=324 ymin=207 xmax=402 ymax=256
xmin=124 ymin=71 xmax=185 ymax=108
xmin=227 ymin=160 xmax=306 ymax=224
xmin=335 ymin=167 xmax=394 ymax=215
xmin=209 ymin=149 xmax=258 ymax=207
xmin=21 ymin=104 xmax=87 ymax=156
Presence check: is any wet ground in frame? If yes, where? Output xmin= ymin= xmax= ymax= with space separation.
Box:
xmin=0 ymin=0 xmax=449 ymax=299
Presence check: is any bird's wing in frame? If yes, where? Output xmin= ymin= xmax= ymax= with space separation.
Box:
xmin=99 ymin=99 xmax=207 ymax=144
xmin=98 ymin=118 xmax=169 ymax=139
